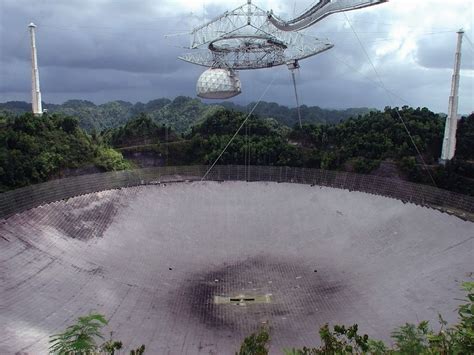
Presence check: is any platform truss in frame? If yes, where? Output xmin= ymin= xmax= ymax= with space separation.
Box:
xmin=179 ymin=2 xmax=334 ymax=70
xmin=268 ymin=0 xmax=388 ymax=31
xmin=179 ymin=0 xmax=387 ymax=70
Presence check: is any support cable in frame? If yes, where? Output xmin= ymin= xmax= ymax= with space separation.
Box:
xmin=247 ymin=120 xmax=251 ymax=181
xmin=245 ymin=113 xmax=250 ymax=180
xmin=343 ymin=12 xmax=437 ymax=187
xmin=290 ymin=68 xmax=303 ymax=129
xmin=329 ymin=52 xmax=412 ymax=106
xmin=247 ymin=80 xmax=252 ymax=181
xmin=464 ymin=34 xmax=474 ymax=50
xmin=244 ymin=79 xmax=252 ymax=181
xmin=244 ymin=81 xmax=248 ymax=179
xmin=201 ymin=75 xmax=277 ymax=181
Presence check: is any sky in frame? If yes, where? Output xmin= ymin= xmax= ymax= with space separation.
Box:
xmin=0 ymin=0 xmax=473 ymax=113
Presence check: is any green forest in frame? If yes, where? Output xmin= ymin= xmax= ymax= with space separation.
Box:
xmin=1 ymin=102 xmax=473 ymax=196
xmin=0 ymin=98 xmax=372 ymax=133
xmin=0 ymin=113 xmax=130 ymax=192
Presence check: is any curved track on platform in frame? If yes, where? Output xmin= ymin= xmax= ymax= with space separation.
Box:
xmin=1 ymin=181 xmax=473 ymax=354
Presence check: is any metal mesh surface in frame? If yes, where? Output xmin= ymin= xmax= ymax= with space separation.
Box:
xmin=1 ymin=165 xmax=473 ymax=221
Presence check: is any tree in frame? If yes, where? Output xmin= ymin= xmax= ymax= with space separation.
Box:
xmin=49 ymin=313 xmax=109 ymax=354
xmin=237 ymin=326 xmax=270 ymax=355
xmin=49 ymin=313 xmax=145 ymax=355
xmin=0 ymin=113 xmax=131 ymax=192
xmin=94 ymin=148 xmax=131 ymax=171
xmin=456 ymin=114 xmax=474 ymax=160
xmin=251 ymin=281 xmax=474 ymax=354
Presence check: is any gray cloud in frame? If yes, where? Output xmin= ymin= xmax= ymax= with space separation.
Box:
xmin=416 ymin=33 xmax=474 ymax=70
xmin=0 ymin=0 xmax=472 ymax=114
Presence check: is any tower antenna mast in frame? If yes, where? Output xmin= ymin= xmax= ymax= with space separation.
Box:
xmin=440 ymin=29 xmax=464 ymax=164
xmin=28 ymin=22 xmax=43 ymax=116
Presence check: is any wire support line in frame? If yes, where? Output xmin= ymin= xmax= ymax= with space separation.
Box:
xmin=330 ymin=16 xmax=459 ymax=31
xmin=464 ymin=34 xmax=474 ymax=50
xmin=343 ymin=12 xmax=437 ymax=187
xmin=328 ymin=52 xmax=412 ymax=107
xmin=290 ymin=69 xmax=303 ymax=129
xmin=244 ymin=83 xmax=250 ymax=181
xmin=322 ymin=31 xmax=461 ymax=46
xmin=311 ymin=29 xmax=458 ymax=36
xmin=201 ymin=75 xmax=277 ymax=182
xmin=246 ymin=120 xmax=251 ymax=181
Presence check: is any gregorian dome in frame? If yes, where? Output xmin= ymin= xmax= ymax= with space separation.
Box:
xmin=196 ymin=68 xmax=242 ymax=99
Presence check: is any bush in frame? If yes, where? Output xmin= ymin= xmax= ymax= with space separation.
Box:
xmin=352 ymin=157 xmax=381 ymax=174
xmin=0 ymin=113 xmax=96 ymax=190
xmin=243 ymin=282 xmax=474 ymax=354
xmin=49 ymin=312 xmax=144 ymax=355
xmin=237 ymin=326 xmax=270 ymax=355
xmin=94 ymin=147 xmax=131 ymax=171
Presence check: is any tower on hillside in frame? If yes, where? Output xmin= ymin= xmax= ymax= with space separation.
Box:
xmin=440 ymin=29 xmax=464 ymax=164
xmin=28 ymin=22 xmax=43 ymax=116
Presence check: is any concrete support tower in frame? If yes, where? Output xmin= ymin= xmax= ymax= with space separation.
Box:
xmin=28 ymin=22 xmax=43 ymax=116
xmin=440 ymin=29 xmax=464 ymax=163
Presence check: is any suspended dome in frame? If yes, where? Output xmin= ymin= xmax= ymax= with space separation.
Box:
xmin=196 ymin=68 xmax=241 ymax=99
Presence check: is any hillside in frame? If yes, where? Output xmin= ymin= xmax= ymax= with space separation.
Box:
xmin=2 ymin=106 xmax=473 ymax=196
xmin=102 ymin=113 xmax=179 ymax=148
xmin=0 ymin=98 xmax=372 ymax=133
xmin=220 ymin=101 xmax=372 ymax=126
xmin=0 ymin=113 xmax=130 ymax=192
xmin=107 ymin=107 xmax=474 ymax=196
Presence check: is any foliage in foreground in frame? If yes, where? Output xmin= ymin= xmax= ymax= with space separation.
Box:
xmin=49 ymin=313 xmax=145 ymax=354
xmin=240 ymin=282 xmax=474 ymax=354
xmin=47 ymin=282 xmax=473 ymax=354
xmin=237 ymin=326 xmax=270 ymax=355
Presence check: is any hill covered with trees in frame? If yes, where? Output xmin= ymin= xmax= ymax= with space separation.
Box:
xmin=0 ymin=113 xmax=130 ymax=192
xmin=0 ymin=98 xmax=372 ymax=133
xmin=220 ymin=101 xmax=372 ymax=127
xmin=106 ymin=106 xmax=474 ymax=196
xmin=1 ymin=105 xmax=473 ymax=196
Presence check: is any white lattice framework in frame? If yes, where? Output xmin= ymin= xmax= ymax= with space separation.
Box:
xmin=178 ymin=0 xmax=387 ymax=99
xmin=268 ymin=0 xmax=388 ymax=31
xmin=179 ymin=0 xmax=388 ymax=70
xmin=179 ymin=2 xmax=333 ymax=70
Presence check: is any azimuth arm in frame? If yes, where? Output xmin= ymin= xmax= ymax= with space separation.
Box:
xmin=268 ymin=0 xmax=388 ymax=32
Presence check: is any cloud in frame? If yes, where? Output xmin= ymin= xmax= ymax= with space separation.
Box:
xmin=416 ymin=34 xmax=474 ymax=70
xmin=0 ymin=0 xmax=472 ymax=114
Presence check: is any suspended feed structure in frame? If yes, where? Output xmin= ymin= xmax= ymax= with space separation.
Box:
xmin=179 ymin=0 xmax=388 ymax=99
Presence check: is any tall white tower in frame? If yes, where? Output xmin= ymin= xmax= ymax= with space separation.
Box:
xmin=440 ymin=29 xmax=464 ymax=164
xmin=28 ymin=22 xmax=43 ymax=116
